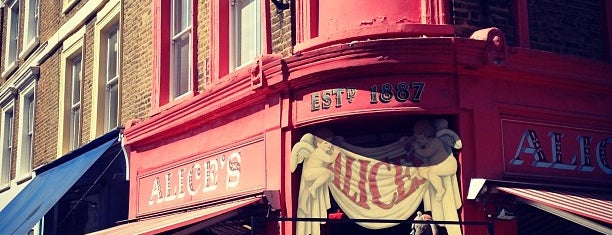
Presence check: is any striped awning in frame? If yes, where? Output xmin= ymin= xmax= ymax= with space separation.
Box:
xmin=89 ymin=197 xmax=261 ymax=235
xmin=497 ymin=186 xmax=612 ymax=232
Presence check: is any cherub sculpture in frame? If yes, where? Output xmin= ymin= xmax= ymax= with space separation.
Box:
xmin=291 ymin=128 xmax=339 ymax=235
xmin=411 ymin=119 xmax=462 ymax=201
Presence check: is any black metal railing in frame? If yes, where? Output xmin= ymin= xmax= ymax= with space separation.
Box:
xmin=250 ymin=217 xmax=494 ymax=235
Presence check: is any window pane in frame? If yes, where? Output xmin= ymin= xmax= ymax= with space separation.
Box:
xmin=6 ymin=111 xmax=13 ymax=147
xmin=107 ymin=26 xmax=119 ymax=81
xmin=28 ymin=97 xmax=34 ymax=133
xmin=26 ymin=0 xmax=39 ymax=41
xmin=71 ymin=108 xmax=80 ymax=150
xmin=172 ymin=33 xmax=190 ymax=98
xmin=72 ymin=57 xmax=82 ymax=105
xmin=7 ymin=2 xmax=20 ymax=64
xmin=232 ymin=0 xmax=261 ymax=68
xmin=106 ymin=83 xmax=118 ymax=130
xmin=1 ymin=110 xmax=13 ymax=185
xmin=173 ymin=0 xmax=191 ymax=34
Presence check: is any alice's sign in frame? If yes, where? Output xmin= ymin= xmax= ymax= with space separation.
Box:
xmin=137 ymin=139 xmax=266 ymax=215
xmin=291 ymin=119 xmax=463 ymax=235
xmin=503 ymin=119 xmax=612 ymax=180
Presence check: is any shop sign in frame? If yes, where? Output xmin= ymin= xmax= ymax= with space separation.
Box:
xmin=503 ymin=119 xmax=612 ymax=180
xmin=309 ymin=82 xmax=425 ymax=112
xmin=294 ymin=76 xmax=454 ymax=124
xmin=291 ymin=119 xmax=463 ymax=235
xmin=137 ymin=139 xmax=266 ymax=215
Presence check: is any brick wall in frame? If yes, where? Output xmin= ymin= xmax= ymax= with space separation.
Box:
xmin=270 ymin=2 xmax=293 ymax=56
xmin=35 ymin=53 xmax=60 ymax=168
xmin=196 ymin=0 xmax=210 ymax=91
xmin=452 ymin=0 xmax=607 ymax=61
xmin=527 ymin=0 xmax=605 ymax=60
xmin=452 ymin=0 xmax=517 ymax=46
xmin=121 ymin=0 xmax=153 ymax=123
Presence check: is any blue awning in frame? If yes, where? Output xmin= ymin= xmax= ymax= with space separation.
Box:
xmin=0 ymin=137 xmax=117 ymax=235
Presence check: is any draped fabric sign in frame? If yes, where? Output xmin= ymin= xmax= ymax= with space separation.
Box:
xmin=291 ymin=119 xmax=463 ymax=235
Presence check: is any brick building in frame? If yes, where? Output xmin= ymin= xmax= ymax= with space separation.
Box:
xmin=0 ymin=0 xmax=150 ymax=234
xmin=1 ymin=0 xmax=611 ymax=235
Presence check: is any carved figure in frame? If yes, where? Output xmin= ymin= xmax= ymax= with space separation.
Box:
xmin=411 ymin=119 xmax=463 ymax=235
xmin=412 ymin=119 xmax=461 ymax=201
xmin=291 ymin=128 xmax=339 ymax=235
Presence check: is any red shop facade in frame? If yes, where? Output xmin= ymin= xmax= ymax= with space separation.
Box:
xmin=100 ymin=1 xmax=611 ymax=235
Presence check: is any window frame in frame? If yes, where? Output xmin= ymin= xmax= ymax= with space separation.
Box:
xmin=3 ymin=0 xmax=21 ymax=77
xmin=0 ymin=100 xmax=15 ymax=190
xmin=229 ymin=0 xmax=262 ymax=70
xmin=16 ymin=83 xmax=36 ymax=182
xmin=58 ymin=27 xmax=85 ymax=156
xmin=170 ymin=0 xmax=193 ymax=100
xmin=151 ymin=0 xmax=196 ymax=113
xmin=210 ymin=0 xmax=271 ymax=80
xmin=21 ymin=0 xmax=40 ymax=59
xmin=91 ymin=0 xmax=121 ymax=139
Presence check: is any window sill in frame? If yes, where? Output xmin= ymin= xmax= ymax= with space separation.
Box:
xmin=1 ymin=60 xmax=19 ymax=79
xmin=149 ymin=90 xmax=197 ymax=116
xmin=62 ymin=0 xmax=79 ymax=14
xmin=19 ymin=37 xmax=40 ymax=61
xmin=15 ymin=172 xmax=33 ymax=185
xmin=0 ymin=183 xmax=9 ymax=193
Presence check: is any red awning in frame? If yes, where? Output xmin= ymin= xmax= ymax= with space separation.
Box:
xmin=89 ymin=197 xmax=261 ymax=235
xmin=496 ymin=187 xmax=612 ymax=224
xmin=497 ymin=186 xmax=612 ymax=234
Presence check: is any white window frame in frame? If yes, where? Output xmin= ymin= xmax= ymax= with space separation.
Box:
xmin=58 ymin=27 xmax=85 ymax=157
xmin=229 ymin=0 xmax=262 ymax=70
xmin=91 ymin=0 xmax=121 ymax=139
xmin=3 ymin=0 xmax=21 ymax=77
xmin=0 ymin=100 xmax=15 ymax=190
xmin=21 ymin=0 xmax=40 ymax=59
xmin=170 ymin=0 xmax=193 ymax=100
xmin=16 ymin=84 xmax=35 ymax=182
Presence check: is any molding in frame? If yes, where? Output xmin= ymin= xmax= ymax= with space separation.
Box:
xmin=293 ymin=24 xmax=455 ymax=53
xmin=0 ymin=87 xmax=16 ymax=107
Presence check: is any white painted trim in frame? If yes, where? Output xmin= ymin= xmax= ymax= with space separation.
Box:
xmin=21 ymin=0 xmax=40 ymax=60
xmin=15 ymin=80 xmax=36 ymax=180
xmin=0 ymin=100 xmax=15 ymax=189
xmin=1 ymin=61 xmax=19 ymax=78
xmin=62 ymin=0 xmax=79 ymax=14
xmin=3 ymin=0 xmax=20 ymax=74
xmin=18 ymin=37 xmax=39 ymax=61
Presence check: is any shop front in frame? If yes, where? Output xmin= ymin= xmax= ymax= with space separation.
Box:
xmin=94 ymin=79 xmax=287 ymax=234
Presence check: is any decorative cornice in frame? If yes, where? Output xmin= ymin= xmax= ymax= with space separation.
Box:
xmin=15 ymin=66 xmax=40 ymax=90
xmin=0 ymin=86 xmax=16 ymax=107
